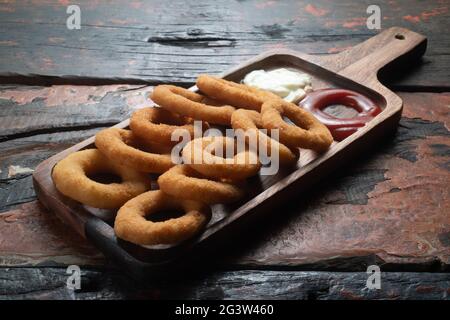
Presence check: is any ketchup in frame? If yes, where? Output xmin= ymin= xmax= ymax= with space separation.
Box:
xmin=300 ymin=89 xmax=382 ymax=141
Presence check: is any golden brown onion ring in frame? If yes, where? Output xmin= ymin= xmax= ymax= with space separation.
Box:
xmin=196 ymin=74 xmax=279 ymax=112
xmin=52 ymin=149 xmax=151 ymax=209
xmin=231 ymin=109 xmax=299 ymax=166
xmin=151 ymin=85 xmax=235 ymax=125
xmin=130 ymin=107 xmax=201 ymax=146
xmin=158 ymin=165 xmax=244 ymax=204
xmin=182 ymin=136 xmax=261 ymax=181
xmin=95 ymin=127 xmax=174 ymax=174
xmin=261 ymin=99 xmax=333 ymax=152
xmin=114 ymin=190 xmax=211 ymax=245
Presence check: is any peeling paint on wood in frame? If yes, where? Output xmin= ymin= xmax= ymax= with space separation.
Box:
xmin=0 ymin=85 xmax=146 ymax=107
xmin=7 ymin=165 xmax=33 ymax=178
xmin=0 ymin=84 xmax=152 ymax=140
xmin=0 ymin=202 xmax=103 ymax=267
xmin=305 ymin=4 xmax=329 ymax=17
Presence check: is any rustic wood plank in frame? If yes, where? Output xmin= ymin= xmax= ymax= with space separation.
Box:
xmin=33 ymin=27 xmax=420 ymax=273
xmin=0 ymin=202 xmax=102 ymax=267
xmin=0 ymin=129 xmax=105 ymax=211
xmin=0 ymin=0 xmax=448 ymax=89
xmin=0 ymin=84 xmax=151 ymax=212
xmin=225 ymin=92 xmax=450 ymax=270
xmin=0 ymin=84 xmax=151 ymax=139
xmin=0 ymin=267 xmax=448 ymax=300
xmin=0 ymin=82 xmax=448 ymax=270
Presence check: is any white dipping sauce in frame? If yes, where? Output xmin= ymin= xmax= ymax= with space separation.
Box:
xmin=243 ymin=68 xmax=312 ymax=103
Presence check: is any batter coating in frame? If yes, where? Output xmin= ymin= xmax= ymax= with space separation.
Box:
xmin=158 ymin=165 xmax=244 ymax=204
xmin=52 ymin=149 xmax=151 ymax=209
xmin=182 ymin=136 xmax=261 ymax=180
xmin=261 ymin=99 xmax=333 ymax=152
xmin=95 ymin=128 xmax=174 ymax=174
xmin=130 ymin=107 xmax=200 ymax=146
xmin=231 ymin=109 xmax=299 ymax=165
xmin=114 ymin=190 xmax=211 ymax=245
xmin=151 ymin=85 xmax=235 ymax=125
xmin=196 ymin=74 xmax=279 ymax=111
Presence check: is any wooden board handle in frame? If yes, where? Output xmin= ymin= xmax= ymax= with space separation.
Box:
xmin=330 ymin=27 xmax=427 ymax=116
xmin=338 ymin=27 xmax=427 ymax=83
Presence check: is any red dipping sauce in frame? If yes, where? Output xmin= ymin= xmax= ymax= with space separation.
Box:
xmin=300 ymin=89 xmax=382 ymax=141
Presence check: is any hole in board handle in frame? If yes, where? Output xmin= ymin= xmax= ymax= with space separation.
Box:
xmin=395 ymin=34 xmax=405 ymax=40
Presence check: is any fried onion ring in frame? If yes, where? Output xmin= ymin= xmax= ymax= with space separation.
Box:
xmin=261 ymin=99 xmax=333 ymax=152
xmin=95 ymin=128 xmax=174 ymax=173
xmin=52 ymin=149 xmax=151 ymax=209
xmin=182 ymin=136 xmax=261 ymax=180
xmin=158 ymin=165 xmax=244 ymax=204
xmin=231 ymin=109 xmax=299 ymax=165
xmin=130 ymin=107 xmax=201 ymax=146
xmin=114 ymin=190 xmax=211 ymax=245
xmin=151 ymin=85 xmax=235 ymax=125
xmin=196 ymin=74 xmax=279 ymax=111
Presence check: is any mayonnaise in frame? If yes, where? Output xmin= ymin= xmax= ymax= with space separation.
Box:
xmin=242 ymin=68 xmax=312 ymax=103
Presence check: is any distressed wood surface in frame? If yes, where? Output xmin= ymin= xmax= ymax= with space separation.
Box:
xmin=32 ymin=27 xmax=423 ymax=275
xmin=0 ymin=0 xmax=449 ymax=299
xmin=0 ymin=0 xmax=449 ymax=89
xmin=0 ymin=84 xmax=149 ymax=212
xmin=0 ymin=267 xmax=448 ymax=300
xmin=0 ymin=87 xmax=448 ymax=271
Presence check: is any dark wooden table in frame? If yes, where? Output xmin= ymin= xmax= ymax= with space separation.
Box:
xmin=0 ymin=0 xmax=449 ymax=300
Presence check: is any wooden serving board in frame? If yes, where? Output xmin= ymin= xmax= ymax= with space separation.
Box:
xmin=33 ymin=27 xmax=426 ymax=279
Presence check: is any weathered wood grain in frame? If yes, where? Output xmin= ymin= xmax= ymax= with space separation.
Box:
xmin=0 ymin=84 xmax=151 ymax=139
xmin=0 ymin=81 xmax=448 ymax=270
xmin=0 ymin=202 xmax=102 ymax=267
xmin=0 ymin=267 xmax=448 ymax=300
xmin=0 ymin=0 xmax=448 ymax=300
xmin=30 ymin=28 xmax=426 ymax=275
xmin=0 ymin=0 xmax=448 ymax=89
xmin=0 ymin=84 xmax=151 ymax=212
xmin=0 ymin=129 xmax=105 ymax=212
xmin=225 ymin=92 xmax=450 ymax=270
